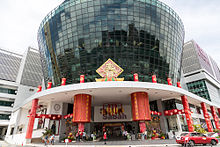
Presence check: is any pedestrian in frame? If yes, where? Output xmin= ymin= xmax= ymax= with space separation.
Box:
xmin=103 ymin=132 xmax=107 ymax=144
xmin=83 ymin=131 xmax=86 ymax=141
xmin=50 ymin=134 xmax=55 ymax=145
xmin=43 ymin=135 xmax=48 ymax=146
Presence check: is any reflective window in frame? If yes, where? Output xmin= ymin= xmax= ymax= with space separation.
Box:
xmin=38 ymin=0 xmax=184 ymax=86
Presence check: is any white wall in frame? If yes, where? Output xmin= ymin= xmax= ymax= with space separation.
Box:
xmin=13 ymin=85 xmax=37 ymax=109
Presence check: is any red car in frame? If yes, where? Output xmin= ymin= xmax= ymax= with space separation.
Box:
xmin=176 ymin=132 xmax=218 ymax=146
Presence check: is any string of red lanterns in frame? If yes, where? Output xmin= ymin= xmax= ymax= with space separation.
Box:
xmin=163 ymin=109 xmax=193 ymax=116
xmin=150 ymin=111 xmax=162 ymax=116
xmin=27 ymin=114 xmax=62 ymax=120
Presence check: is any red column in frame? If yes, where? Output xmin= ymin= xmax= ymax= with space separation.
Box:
xmin=72 ymin=94 xmax=91 ymax=132
xmin=167 ymin=78 xmax=172 ymax=85
xmin=133 ymin=73 xmax=139 ymax=82
xmin=210 ymin=106 xmax=220 ymax=130
xmin=25 ymin=99 xmax=39 ymax=139
xmin=152 ymin=75 xmax=157 ymax=83
xmin=131 ymin=92 xmax=151 ymax=133
xmin=181 ymin=95 xmax=194 ymax=132
xmin=26 ymin=86 xmax=42 ymax=139
xmin=61 ymin=78 xmax=66 ymax=86
xmin=218 ymin=108 xmax=220 ymax=118
xmin=201 ymin=102 xmax=213 ymax=132
xmin=47 ymin=82 xmax=52 ymax=89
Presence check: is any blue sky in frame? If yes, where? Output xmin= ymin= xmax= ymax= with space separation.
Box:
xmin=0 ymin=0 xmax=219 ymax=63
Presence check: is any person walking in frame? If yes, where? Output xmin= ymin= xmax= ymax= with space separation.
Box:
xmin=103 ymin=132 xmax=107 ymax=144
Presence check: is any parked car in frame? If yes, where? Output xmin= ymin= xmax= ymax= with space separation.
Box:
xmin=205 ymin=132 xmax=219 ymax=138
xmin=176 ymin=132 xmax=218 ymax=146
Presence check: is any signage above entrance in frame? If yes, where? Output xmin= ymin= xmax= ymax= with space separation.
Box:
xmin=94 ymin=105 xmax=132 ymax=122
xmin=96 ymin=58 xmax=124 ymax=82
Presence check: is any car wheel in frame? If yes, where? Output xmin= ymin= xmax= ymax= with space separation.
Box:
xmin=211 ymin=139 xmax=217 ymax=145
xmin=189 ymin=140 xmax=195 ymax=146
xmin=202 ymin=144 xmax=206 ymax=146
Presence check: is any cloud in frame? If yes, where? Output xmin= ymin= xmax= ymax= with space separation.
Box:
xmin=0 ymin=0 xmax=64 ymax=54
xmin=160 ymin=0 xmax=220 ymax=64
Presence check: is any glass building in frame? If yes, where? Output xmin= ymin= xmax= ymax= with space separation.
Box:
xmin=38 ymin=0 xmax=184 ymax=86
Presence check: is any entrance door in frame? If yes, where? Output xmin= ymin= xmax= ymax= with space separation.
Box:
xmin=104 ymin=123 xmax=123 ymax=140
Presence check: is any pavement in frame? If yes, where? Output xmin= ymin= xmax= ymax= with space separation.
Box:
xmin=0 ymin=140 xmax=219 ymax=147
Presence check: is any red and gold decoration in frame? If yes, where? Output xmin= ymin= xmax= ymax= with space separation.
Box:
xmin=218 ymin=108 xmax=220 ymax=120
xmin=201 ymin=102 xmax=213 ymax=132
xmin=96 ymin=58 xmax=124 ymax=82
xmin=29 ymin=114 xmax=62 ymax=120
xmin=210 ymin=106 xmax=220 ymax=130
xmin=72 ymin=94 xmax=91 ymax=123
xmin=25 ymin=99 xmax=39 ymax=139
xmin=177 ymin=82 xmax=181 ymax=88
xmin=61 ymin=78 xmax=66 ymax=86
xmin=152 ymin=75 xmax=157 ymax=83
xmin=80 ymin=75 xmax=85 ymax=83
xmin=139 ymin=122 xmax=146 ymax=133
xmin=37 ymin=85 xmax=42 ymax=92
xmin=150 ymin=111 xmax=162 ymax=116
xmin=100 ymin=103 xmax=124 ymax=116
xmin=181 ymin=95 xmax=194 ymax=132
xmin=131 ymin=92 xmax=151 ymax=121
xmin=164 ymin=109 xmax=185 ymax=116
xmin=133 ymin=73 xmax=139 ymax=82
xmin=47 ymin=82 xmax=52 ymax=89
xmin=72 ymin=94 xmax=91 ymax=132
xmin=167 ymin=78 xmax=172 ymax=85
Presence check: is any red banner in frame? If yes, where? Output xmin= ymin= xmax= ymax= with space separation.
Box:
xmin=72 ymin=94 xmax=91 ymax=123
xmin=131 ymin=92 xmax=151 ymax=121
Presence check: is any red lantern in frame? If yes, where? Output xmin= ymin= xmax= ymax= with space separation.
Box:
xmin=152 ymin=75 xmax=157 ymax=83
xmin=61 ymin=78 xmax=66 ymax=86
xmin=133 ymin=73 xmax=139 ymax=82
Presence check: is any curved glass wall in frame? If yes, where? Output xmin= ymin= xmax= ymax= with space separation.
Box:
xmin=38 ymin=0 xmax=184 ymax=86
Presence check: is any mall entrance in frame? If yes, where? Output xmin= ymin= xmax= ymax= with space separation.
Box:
xmin=92 ymin=122 xmax=137 ymax=141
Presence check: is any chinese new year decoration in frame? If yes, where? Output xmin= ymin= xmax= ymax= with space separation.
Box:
xmin=100 ymin=103 xmax=124 ymax=116
xmin=96 ymin=58 xmax=124 ymax=82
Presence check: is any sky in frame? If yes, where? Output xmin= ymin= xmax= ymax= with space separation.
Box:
xmin=0 ymin=0 xmax=220 ymax=63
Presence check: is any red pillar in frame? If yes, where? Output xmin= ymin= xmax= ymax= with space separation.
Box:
xmin=167 ymin=78 xmax=172 ymax=85
xmin=61 ymin=78 xmax=66 ymax=86
xmin=72 ymin=94 xmax=92 ymax=132
xmin=210 ymin=106 xmax=220 ymax=130
xmin=25 ymin=99 xmax=39 ymax=139
xmin=152 ymin=75 xmax=157 ymax=83
xmin=218 ymin=108 xmax=220 ymax=118
xmin=201 ymin=102 xmax=213 ymax=132
xmin=131 ymin=92 xmax=151 ymax=133
xmin=80 ymin=75 xmax=85 ymax=83
xmin=181 ymin=95 xmax=194 ymax=132
xmin=133 ymin=73 xmax=139 ymax=82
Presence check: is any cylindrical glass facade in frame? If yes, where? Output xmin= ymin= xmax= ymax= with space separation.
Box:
xmin=38 ymin=0 xmax=184 ymax=86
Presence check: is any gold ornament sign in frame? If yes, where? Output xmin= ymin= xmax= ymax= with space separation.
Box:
xmin=96 ymin=58 xmax=124 ymax=82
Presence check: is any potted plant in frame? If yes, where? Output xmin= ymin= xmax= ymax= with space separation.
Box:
xmin=151 ymin=134 xmax=156 ymax=140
